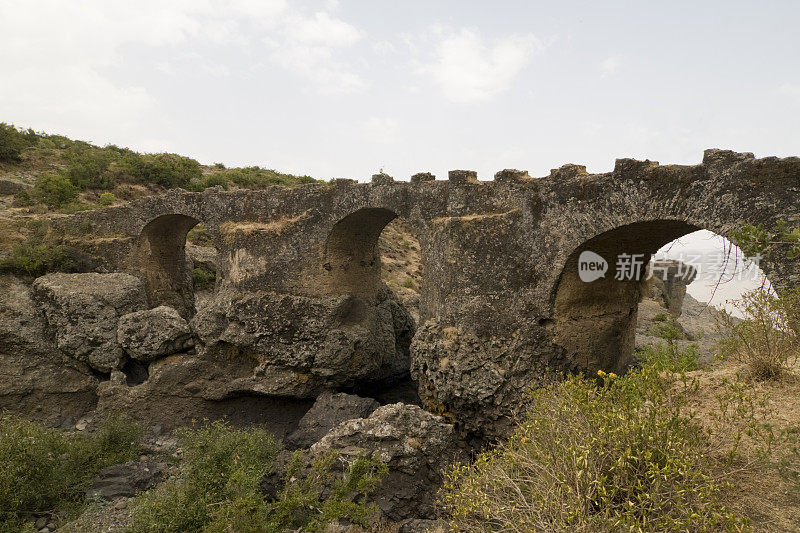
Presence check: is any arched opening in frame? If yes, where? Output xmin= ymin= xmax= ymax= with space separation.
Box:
xmin=133 ymin=214 xmax=202 ymax=317
xmin=322 ymin=208 xmax=423 ymax=403
xmin=552 ymin=220 xmax=772 ymax=375
xmin=552 ymin=220 xmax=700 ymax=374
xmin=323 ymin=208 xmax=398 ymax=297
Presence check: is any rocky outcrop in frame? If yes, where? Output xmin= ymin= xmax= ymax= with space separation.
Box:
xmin=117 ymin=305 xmax=194 ymax=362
xmin=0 ymin=275 xmax=98 ymax=425
xmin=192 ymin=285 xmax=415 ymax=397
xmin=32 ymin=273 xmax=148 ymax=372
xmin=310 ymin=403 xmax=462 ymax=521
xmin=285 ymin=391 xmax=379 ymax=449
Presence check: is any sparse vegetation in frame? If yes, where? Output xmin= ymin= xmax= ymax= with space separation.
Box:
xmin=642 ymin=313 xmax=700 ymax=372
xmin=0 ymin=415 xmax=142 ymax=531
xmin=716 ymin=288 xmax=800 ymax=380
xmin=128 ymin=421 xmax=386 ymax=533
xmin=192 ymin=267 xmax=215 ymax=291
xmin=439 ymin=368 xmax=745 ymax=532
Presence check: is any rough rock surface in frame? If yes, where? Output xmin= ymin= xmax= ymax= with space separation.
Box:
xmin=117 ymin=305 xmax=194 ymax=362
xmin=310 ymin=403 xmax=462 ymax=521
xmin=285 ymin=391 xmax=379 ymax=449
xmin=192 ymin=285 xmax=415 ymax=397
xmin=0 ymin=275 xmax=98 ymax=425
xmin=86 ymin=460 xmax=166 ymax=500
xmin=32 ymin=273 xmax=147 ymax=372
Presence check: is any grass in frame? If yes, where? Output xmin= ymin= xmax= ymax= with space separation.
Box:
xmin=0 ymin=415 xmax=142 ymax=532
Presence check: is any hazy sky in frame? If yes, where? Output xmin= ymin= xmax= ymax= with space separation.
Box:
xmin=2 ymin=0 xmax=799 ymax=181
xmin=0 ymin=1 xmax=793 ymax=308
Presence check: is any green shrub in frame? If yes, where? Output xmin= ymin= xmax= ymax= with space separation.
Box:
xmin=0 ymin=243 xmax=74 ymax=276
xmin=186 ymin=223 xmax=212 ymax=246
xmin=439 ymin=369 xmax=745 ymax=532
xmin=192 ymin=267 xmax=215 ymax=291
xmin=0 ymin=416 xmax=142 ymax=530
xmin=716 ymin=288 xmax=800 ymax=380
xmin=402 ymin=277 xmax=415 ymax=289
xmin=64 ymin=149 xmax=117 ymax=190
xmin=128 ymin=421 xmax=386 ymax=533
xmin=34 ymin=173 xmax=78 ymax=207
xmin=639 ymin=342 xmax=700 ymax=373
xmin=222 ymin=166 xmax=318 ymax=189
xmin=123 ymin=153 xmax=202 ymax=188
xmin=201 ymin=174 xmax=229 ymax=190
xmin=12 ymin=190 xmax=35 ymax=207
xmin=98 ymin=192 xmax=116 ymax=206
xmin=0 ymin=123 xmax=30 ymax=163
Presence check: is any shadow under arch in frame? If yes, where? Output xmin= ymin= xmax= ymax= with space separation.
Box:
xmin=322 ymin=207 xmax=399 ymax=298
xmin=132 ymin=213 xmax=201 ymax=317
xmin=551 ymin=219 xmax=702 ymax=375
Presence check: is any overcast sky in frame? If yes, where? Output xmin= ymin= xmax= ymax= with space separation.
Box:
xmin=2 ymin=0 xmax=799 ymax=181
xmin=1 ymin=0 xmax=793 ymax=308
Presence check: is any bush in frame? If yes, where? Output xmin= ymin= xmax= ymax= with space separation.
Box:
xmin=402 ymin=277 xmax=415 ymax=289
xmin=439 ymin=369 xmax=744 ymax=532
xmin=0 ymin=243 xmax=74 ymax=276
xmin=34 ymin=173 xmax=78 ymax=207
xmin=716 ymin=288 xmax=800 ymax=380
xmin=192 ymin=267 xmax=215 ymax=291
xmin=640 ymin=342 xmax=700 ymax=373
xmin=186 ymin=223 xmax=212 ymax=246
xmin=98 ymin=192 xmax=116 ymax=206
xmin=129 ymin=421 xmax=386 ymax=533
xmin=12 ymin=190 xmax=35 ymax=207
xmin=64 ymin=149 xmax=117 ymax=190
xmin=123 ymin=153 xmax=202 ymax=188
xmin=0 ymin=416 xmax=142 ymax=530
xmin=222 ymin=166 xmax=318 ymax=189
xmin=0 ymin=123 xmax=30 ymax=163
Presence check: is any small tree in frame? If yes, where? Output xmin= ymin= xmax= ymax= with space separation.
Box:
xmin=34 ymin=173 xmax=78 ymax=207
xmin=716 ymin=288 xmax=800 ymax=380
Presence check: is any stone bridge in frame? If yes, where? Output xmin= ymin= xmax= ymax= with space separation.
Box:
xmin=55 ymin=149 xmax=800 ymax=435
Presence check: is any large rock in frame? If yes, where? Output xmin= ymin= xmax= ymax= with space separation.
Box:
xmin=86 ymin=460 xmax=166 ymax=500
xmin=117 ymin=305 xmax=194 ymax=362
xmin=192 ymin=285 xmax=415 ymax=397
xmin=33 ymin=273 xmax=148 ymax=372
xmin=285 ymin=391 xmax=379 ymax=449
xmin=0 ymin=275 xmax=98 ymax=425
xmin=310 ymin=403 xmax=462 ymax=521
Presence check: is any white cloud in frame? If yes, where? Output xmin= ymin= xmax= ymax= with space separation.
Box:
xmin=0 ymin=0 xmax=366 ymax=136
xmin=420 ymin=28 xmax=542 ymax=104
xmin=267 ymin=12 xmax=365 ymax=93
xmin=600 ymin=55 xmax=622 ymax=75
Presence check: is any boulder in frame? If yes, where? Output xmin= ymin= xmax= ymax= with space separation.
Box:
xmin=191 ymin=284 xmax=415 ymax=397
xmin=285 ymin=391 xmax=379 ymax=449
xmin=0 ymin=275 xmax=97 ymax=426
xmin=32 ymin=273 xmax=147 ymax=372
xmin=86 ymin=460 xmax=166 ymax=500
xmin=310 ymin=403 xmax=462 ymax=521
xmin=117 ymin=305 xmax=194 ymax=362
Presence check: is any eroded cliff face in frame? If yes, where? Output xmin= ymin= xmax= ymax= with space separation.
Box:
xmin=0 ymin=149 xmax=797 ymax=439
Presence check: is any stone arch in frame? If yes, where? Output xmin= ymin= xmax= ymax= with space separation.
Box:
xmin=132 ymin=213 xmax=201 ymax=316
xmin=322 ymin=207 xmax=399 ymax=298
xmin=551 ymin=219 xmax=705 ymax=374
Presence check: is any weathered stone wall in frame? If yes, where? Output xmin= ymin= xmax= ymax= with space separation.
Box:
xmin=30 ymin=149 xmax=799 ymax=436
